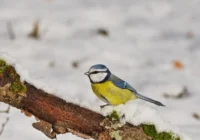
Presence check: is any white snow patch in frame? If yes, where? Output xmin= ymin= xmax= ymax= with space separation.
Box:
xmin=101 ymin=100 xmax=191 ymax=140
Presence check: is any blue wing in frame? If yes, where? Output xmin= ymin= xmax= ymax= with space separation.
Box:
xmin=109 ymin=74 xmax=138 ymax=93
xmin=109 ymin=74 xmax=165 ymax=106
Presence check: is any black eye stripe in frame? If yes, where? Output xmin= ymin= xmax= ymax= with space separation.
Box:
xmin=90 ymin=71 xmax=106 ymax=74
xmin=90 ymin=71 xmax=99 ymax=74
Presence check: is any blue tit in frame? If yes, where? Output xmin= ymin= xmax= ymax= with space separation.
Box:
xmin=85 ymin=64 xmax=164 ymax=106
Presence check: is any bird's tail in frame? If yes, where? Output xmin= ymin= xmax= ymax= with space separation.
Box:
xmin=135 ymin=93 xmax=165 ymax=106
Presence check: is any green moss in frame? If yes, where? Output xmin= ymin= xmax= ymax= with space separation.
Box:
xmin=143 ymin=124 xmax=157 ymax=137
xmin=155 ymin=132 xmax=172 ymax=140
xmin=0 ymin=59 xmax=8 ymax=73
xmin=109 ymin=130 xmax=122 ymax=140
xmin=143 ymin=124 xmax=180 ymax=140
xmin=0 ymin=59 xmax=6 ymax=67
xmin=0 ymin=66 xmax=6 ymax=73
xmin=109 ymin=110 xmax=120 ymax=121
xmin=0 ymin=59 xmax=26 ymax=96
xmin=10 ymin=80 xmax=27 ymax=94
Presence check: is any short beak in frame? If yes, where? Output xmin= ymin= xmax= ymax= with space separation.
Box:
xmin=84 ymin=72 xmax=89 ymax=75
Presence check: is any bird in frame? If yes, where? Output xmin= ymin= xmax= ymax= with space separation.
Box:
xmin=85 ymin=64 xmax=165 ymax=107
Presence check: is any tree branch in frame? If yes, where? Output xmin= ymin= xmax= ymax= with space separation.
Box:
xmin=0 ymin=59 xmax=153 ymax=140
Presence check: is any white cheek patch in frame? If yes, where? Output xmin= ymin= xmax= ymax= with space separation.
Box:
xmin=90 ymin=73 xmax=108 ymax=83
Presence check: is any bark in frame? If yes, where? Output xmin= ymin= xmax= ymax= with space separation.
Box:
xmin=0 ymin=60 xmax=152 ymax=140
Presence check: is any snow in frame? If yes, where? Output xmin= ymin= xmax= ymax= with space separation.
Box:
xmin=0 ymin=52 xmax=192 ymax=140
xmin=0 ymin=0 xmax=200 ymax=140
xmin=101 ymin=101 xmax=191 ymax=140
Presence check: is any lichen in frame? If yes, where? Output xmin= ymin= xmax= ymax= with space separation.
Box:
xmin=10 ymin=80 xmax=27 ymax=96
xmin=109 ymin=130 xmax=122 ymax=140
xmin=109 ymin=110 xmax=120 ymax=121
xmin=143 ymin=124 xmax=180 ymax=140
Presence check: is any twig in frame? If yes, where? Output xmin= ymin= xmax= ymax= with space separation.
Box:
xmin=0 ymin=117 xmax=9 ymax=136
xmin=28 ymin=20 xmax=40 ymax=39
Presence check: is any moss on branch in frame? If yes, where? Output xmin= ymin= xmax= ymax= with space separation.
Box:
xmin=10 ymin=80 xmax=27 ymax=95
xmin=0 ymin=60 xmax=8 ymax=73
xmin=0 ymin=59 xmax=27 ymax=106
xmin=143 ymin=124 xmax=180 ymax=140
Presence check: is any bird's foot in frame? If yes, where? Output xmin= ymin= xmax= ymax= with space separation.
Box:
xmin=100 ymin=104 xmax=109 ymax=109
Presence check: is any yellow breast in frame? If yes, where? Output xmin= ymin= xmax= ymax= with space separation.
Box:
xmin=91 ymin=81 xmax=136 ymax=105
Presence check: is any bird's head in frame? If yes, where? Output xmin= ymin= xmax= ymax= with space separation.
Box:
xmin=85 ymin=64 xmax=111 ymax=83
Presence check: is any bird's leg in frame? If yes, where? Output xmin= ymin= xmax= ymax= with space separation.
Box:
xmin=100 ymin=104 xmax=109 ymax=109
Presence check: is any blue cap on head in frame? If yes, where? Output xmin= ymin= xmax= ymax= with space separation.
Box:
xmin=85 ymin=64 xmax=110 ymax=76
xmin=90 ymin=64 xmax=107 ymax=69
xmin=85 ymin=64 xmax=111 ymax=83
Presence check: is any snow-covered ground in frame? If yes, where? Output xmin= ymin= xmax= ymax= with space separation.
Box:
xmin=0 ymin=0 xmax=200 ymax=139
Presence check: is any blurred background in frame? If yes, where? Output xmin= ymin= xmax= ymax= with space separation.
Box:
xmin=0 ymin=0 xmax=200 ymax=139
